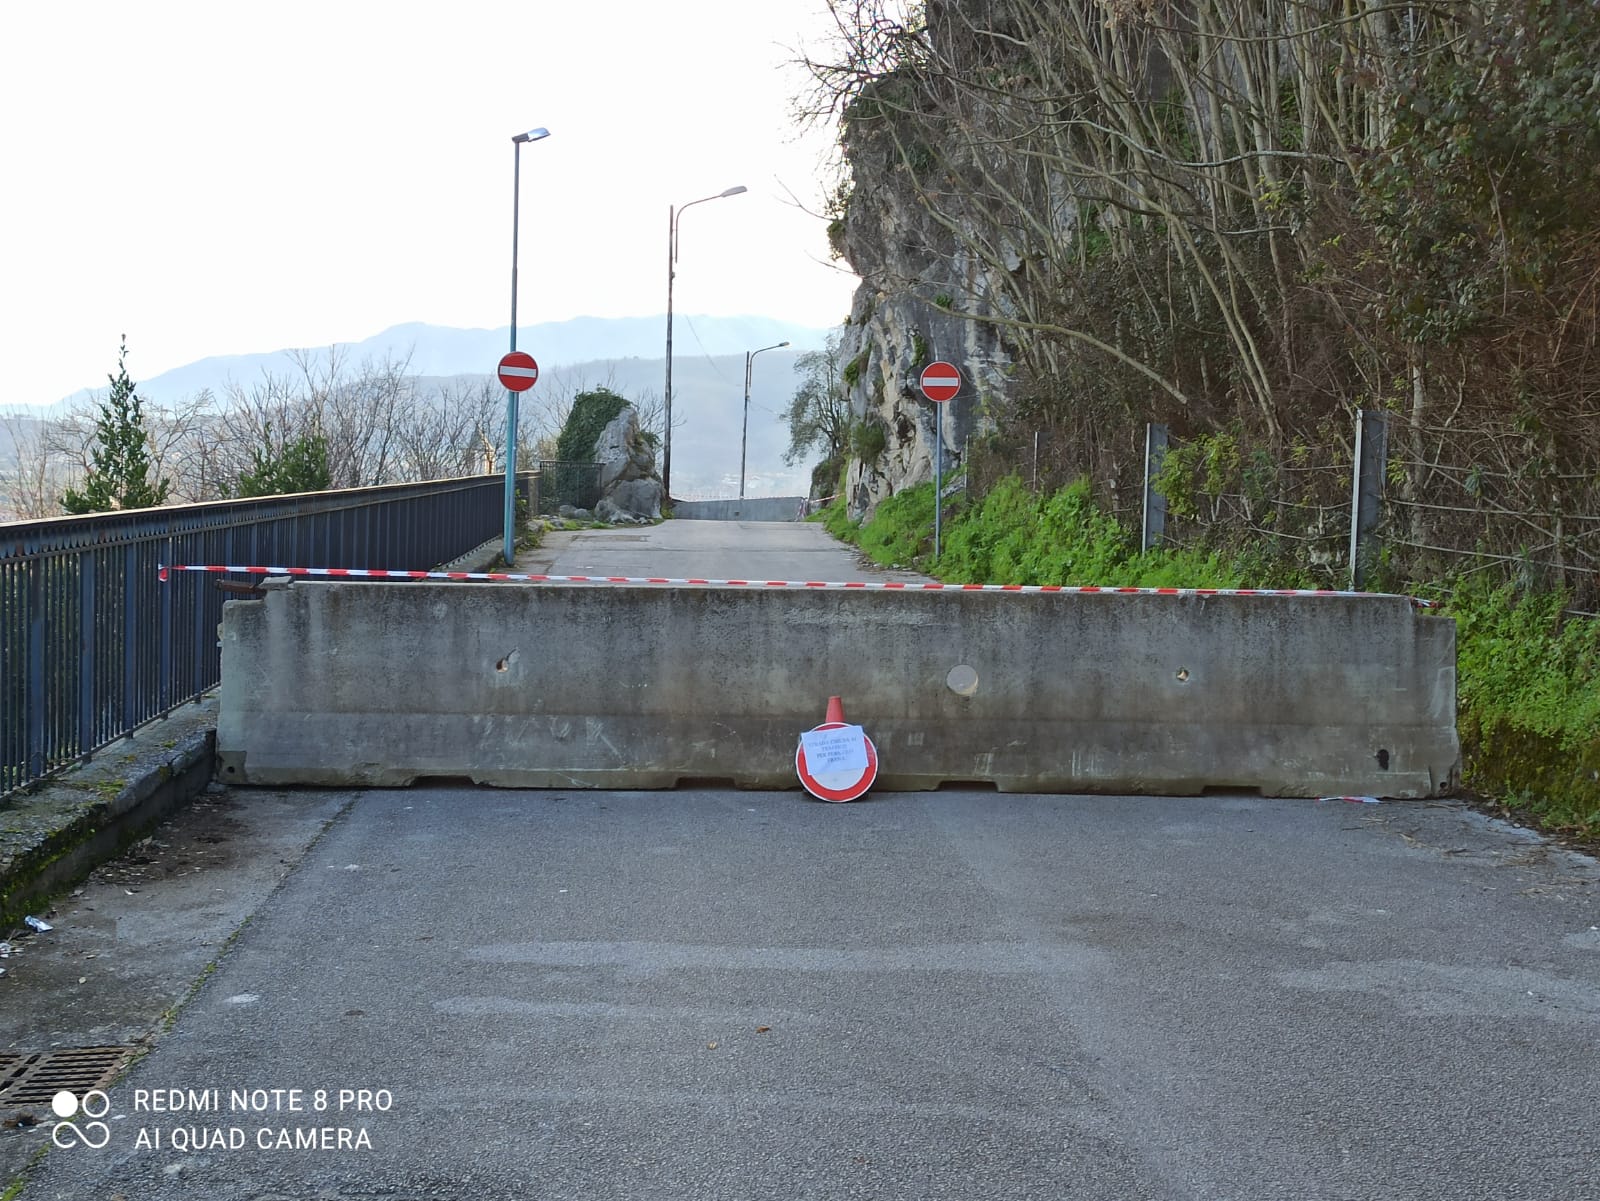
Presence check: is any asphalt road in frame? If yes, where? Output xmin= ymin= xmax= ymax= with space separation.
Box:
xmin=10 ymin=787 xmax=1600 ymax=1201
xmin=512 ymin=519 xmax=930 ymax=583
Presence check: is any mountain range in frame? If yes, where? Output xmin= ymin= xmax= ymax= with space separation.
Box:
xmin=3 ymin=317 xmax=836 ymax=501
xmin=53 ymin=316 xmax=831 ymax=408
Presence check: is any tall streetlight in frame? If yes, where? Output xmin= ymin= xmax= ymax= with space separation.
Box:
xmin=663 ymin=185 xmax=746 ymax=501
xmin=741 ymin=341 xmax=789 ymax=500
xmin=503 ymin=126 xmax=550 ymax=565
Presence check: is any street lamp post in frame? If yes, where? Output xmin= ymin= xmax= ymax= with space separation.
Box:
xmin=663 ymin=184 xmax=746 ymax=501
xmin=741 ymin=340 xmax=789 ymax=500
xmin=503 ymin=126 xmax=549 ymax=565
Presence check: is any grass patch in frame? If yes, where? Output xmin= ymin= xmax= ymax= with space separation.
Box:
xmin=815 ymin=495 xmax=859 ymax=542
xmin=857 ymin=485 xmax=936 ymax=565
xmin=1436 ymin=580 xmax=1600 ymax=838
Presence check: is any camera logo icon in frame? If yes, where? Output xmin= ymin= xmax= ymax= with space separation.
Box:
xmin=50 ymin=1089 xmax=112 ymax=1149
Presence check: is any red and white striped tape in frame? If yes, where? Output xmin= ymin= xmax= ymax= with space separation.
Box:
xmin=156 ymin=563 xmax=1433 ymax=605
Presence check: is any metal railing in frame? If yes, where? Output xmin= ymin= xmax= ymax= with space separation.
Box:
xmin=1 ymin=474 xmax=527 ymax=797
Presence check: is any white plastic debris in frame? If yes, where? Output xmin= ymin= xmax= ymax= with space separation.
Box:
xmin=23 ymin=916 xmax=52 ymax=933
xmin=0 ymin=941 xmax=11 ymax=957
xmin=1318 ymin=796 xmax=1381 ymax=805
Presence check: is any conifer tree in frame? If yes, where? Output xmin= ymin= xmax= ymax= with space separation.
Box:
xmin=61 ymin=335 xmax=171 ymax=513
xmin=231 ymin=423 xmax=333 ymax=497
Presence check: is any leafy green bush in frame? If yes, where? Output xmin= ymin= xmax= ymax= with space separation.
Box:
xmin=850 ymin=420 xmax=887 ymax=463
xmin=842 ymin=350 xmax=871 ymax=391
xmin=232 ymin=425 xmax=331 ymax=498
xmin=845 ymin=475 xmax=1304 ymax=589
xmin=1443 ymin=581 xmax=1600 ymax=835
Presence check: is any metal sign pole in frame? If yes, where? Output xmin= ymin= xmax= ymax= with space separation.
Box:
xmin=934 ymin=401 xmax=943 ymax=561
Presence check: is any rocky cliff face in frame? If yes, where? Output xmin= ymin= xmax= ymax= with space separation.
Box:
xmin=830 ymin=1 xmax=1021 ymax=517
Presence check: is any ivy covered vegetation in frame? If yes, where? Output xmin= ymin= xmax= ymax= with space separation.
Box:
xmin=553 ymin=387 xmax=631 ymax=463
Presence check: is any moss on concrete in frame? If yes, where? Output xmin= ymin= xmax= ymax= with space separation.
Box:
xmin=0 ymin=700 xmax=217 ymax=928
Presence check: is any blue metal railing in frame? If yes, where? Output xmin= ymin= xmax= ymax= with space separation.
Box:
xmin=1 ymin=474 xmax=527 ymax=796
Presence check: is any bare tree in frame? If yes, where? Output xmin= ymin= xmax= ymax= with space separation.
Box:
xmin=1 ymin=412 xmax=73 ymax=519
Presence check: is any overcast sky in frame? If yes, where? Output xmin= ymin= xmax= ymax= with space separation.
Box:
xmin=0 ymin=0 xmax=860 ymax=406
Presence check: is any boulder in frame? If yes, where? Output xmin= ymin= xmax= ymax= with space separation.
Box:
xmin=592 ymin=406 xmax=663 ymax=521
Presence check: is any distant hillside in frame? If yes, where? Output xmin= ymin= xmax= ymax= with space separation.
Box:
xmin=45 ymin=316 xmax=830 ymax=409
xmin=1 ymin=348 xmax=824 ymax=503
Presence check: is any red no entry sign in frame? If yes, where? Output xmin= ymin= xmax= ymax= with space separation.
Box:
xmin=919 ymin=361 xmax=961 ymax=403
xmin=498 ymin=351 xmax=539 ymax=392
xmin=795 ymin=719 xmax=879 ymax=802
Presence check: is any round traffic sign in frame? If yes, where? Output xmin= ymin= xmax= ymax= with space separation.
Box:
xmin=919 ymin=361 xmax=961 ymax=403
xmin=795 ymin=721 xmax=879 ymax=802
xmin=498 ymin=351 xmax=539 ymax=392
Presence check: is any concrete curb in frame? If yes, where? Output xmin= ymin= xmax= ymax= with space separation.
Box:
xmin=0 ymin=700 xmax=218 ymax=930
xmin=436 ymin=536 xmax=504 ymax=573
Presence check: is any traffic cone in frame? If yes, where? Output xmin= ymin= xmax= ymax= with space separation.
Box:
xmin=825 ymin=695 xmax=846 ymax=725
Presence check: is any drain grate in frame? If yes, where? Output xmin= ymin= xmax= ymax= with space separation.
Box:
xmin=0 ymin=1053 xmax=24 ymax=1096
xmin=0 ymin=1047 xmax=134 ymax=1107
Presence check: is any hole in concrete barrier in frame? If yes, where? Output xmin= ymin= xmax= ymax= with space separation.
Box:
xmin=946 ymin=664 xmax=979 ymax=697
xmin=1376 ymin=748 xmax=1390 ymax=770
xmin=1175 ymin=668 xmax=1190 ymax=683
xmin=495 ymin=649 xmax=519 ymax=673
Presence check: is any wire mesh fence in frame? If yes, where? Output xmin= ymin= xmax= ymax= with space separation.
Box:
xmin=960 ymin=410 xmax=1598 ymax=610
xmin=535 ymin=461 xmax=602 ymax=515
xmin=1379 ymin=418 xmax=1600 ymax=611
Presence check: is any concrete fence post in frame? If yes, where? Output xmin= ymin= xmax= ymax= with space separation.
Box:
xmin=1349 ymin=409 xmax=1389 ymax=589
xmin=1141 ymin=423 xmax=1169 ymax=553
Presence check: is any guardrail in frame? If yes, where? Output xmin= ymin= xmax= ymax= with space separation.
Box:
xmin=1 ymin=474 xmax=527 ymax=797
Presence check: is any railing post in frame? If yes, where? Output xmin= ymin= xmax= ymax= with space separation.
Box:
xmin=1141 ymin=423 xmax=1169 ymax=553
xmin=159 ymin=536 xmax=174 ymax=715
xmin=79 ymin=551 xmax=97 ymax=754
xmin=26 ymin=559 xmax=46 ymax=779
xmin=122 ymin=544 xmax=139 ymax=732
xmin=192 ymin=548 xmax=209 ymax=700
xmin=1349 ymin=409 xmax=1389 ymax=590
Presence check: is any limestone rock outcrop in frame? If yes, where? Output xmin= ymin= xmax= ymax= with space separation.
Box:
xmin=592 ymin=405 xmax=662 ymax=523
xmin=830 ymin=0 xmax=1021 ymax=518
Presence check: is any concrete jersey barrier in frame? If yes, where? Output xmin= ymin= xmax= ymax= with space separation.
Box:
xmin=216 ymin=580 xmax=1459 ymax=797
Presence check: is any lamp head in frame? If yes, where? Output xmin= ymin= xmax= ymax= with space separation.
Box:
xmin=720 ymin=185 xmax=748 ymax=197
xmin=513 ymin=127 xmax=551 ymax=144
